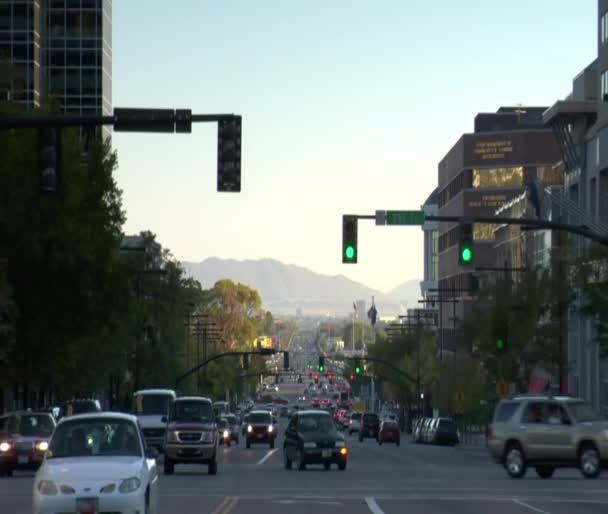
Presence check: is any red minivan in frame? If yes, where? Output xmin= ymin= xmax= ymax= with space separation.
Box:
xmin=378 ymin=420 xmax=400 ymax=446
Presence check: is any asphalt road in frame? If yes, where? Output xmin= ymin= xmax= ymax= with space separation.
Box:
xmin=4 ymin=421 xmax=608 ymax=514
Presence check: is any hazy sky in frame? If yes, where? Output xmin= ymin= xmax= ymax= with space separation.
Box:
xmin=112 ymin=1 xmax=595 ymax=292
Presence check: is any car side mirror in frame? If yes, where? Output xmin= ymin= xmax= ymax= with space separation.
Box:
xmin=161 ymin=416 xmax=167 ymax=423
xmin=146 ymin=447 xmax=159 ymax=459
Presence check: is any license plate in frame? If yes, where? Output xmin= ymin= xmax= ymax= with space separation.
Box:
xmin=322 ymin=450 xmax=331 ymax=458
xmin=18 ymin=455 xmax=29 ymax=464
xmin=76 ymin=497 xmax=98 ymax=514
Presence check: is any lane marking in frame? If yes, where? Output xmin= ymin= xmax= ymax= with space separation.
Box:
xmin=257 ymin=448 xmax=278 ymax=465
xmin=511 ymin=499 xmax=550 ymax=514
xmin=272 ymin=500 xmax=343 ymax=505
xmin=211 ymin=497 xmax=231 ymax=514
xmin=365 ymin=497 xmax=385 ymax=514
xmin=223 ymin=498 xmax=238 ymax=514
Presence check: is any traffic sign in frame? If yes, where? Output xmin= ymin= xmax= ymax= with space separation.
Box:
xmin=496 ymin=378 xmax=510 ymax=399
xmin=386 ymin=210 xmax=426 ymax=226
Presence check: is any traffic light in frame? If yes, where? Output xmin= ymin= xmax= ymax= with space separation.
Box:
xmin=283 ymin=351 xmax=289 ymax=370
xmin=318 ymin=355 xmax=325 ymax=373
xmin=217 ymin=116 xmax=241 ymax=192
xmin=495 ymin=321 xmax=508 ymax=352
xmin=329 ymin=374 xmax=334 ymax=384
xmin=342 ymin=215 xmax=358 ymax=264
xmin=354 ymin=359 xmax=361 ymax=375
xmin=314 ymin=374 xmax=319 ymax=384
xmin=458 ymin=222 xmax=474 ymax=266
xmin=38 ymin=127 xmax=62 ymax=193
xmin=349 ymin=373 xmax=355 ymax=382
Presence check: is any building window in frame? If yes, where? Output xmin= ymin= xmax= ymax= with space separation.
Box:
xmin=537 ymin=165 xmax=564 ymax=186
xmin=431 ymin=231 xmax=438 ymax=282
xmin=602 ymin=12 xmax=608 ymax=45
xmin=602 ymin=70 xmax=608 ymax=102
xmin=472 ymin=166 xmax=523 ymax=188
xmin=474 ymin=223 xmax=496 ymax=241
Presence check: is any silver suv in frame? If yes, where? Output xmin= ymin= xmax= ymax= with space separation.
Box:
xmin=488 ymin=394 xmax=608 ymax=479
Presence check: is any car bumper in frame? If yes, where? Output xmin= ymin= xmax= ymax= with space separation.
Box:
xmin=302 ymin=448 xmax=348 ymax=464
xmin=165 ymin=443 xmax=216 ymax=462
xmin=0 ymin=452 xmax=44 ymax=470
xmin=487 ymin=439 xmax=504 ymax=462
xmin=33 ymin=490 xmax=146 ymax=514
xmin=247 ymin=433 xmax=275 ymax=443
xmin=144 ymin=437 xmax=165 ymax=450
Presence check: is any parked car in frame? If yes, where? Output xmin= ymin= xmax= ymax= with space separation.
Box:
xmin=163 ymin=396 xmax=220 ymax=475
xmin=246 ymin=410 xmax=276 ymax=449
xmin=488 ymin=394 xmax=608 ymax=479
xmin=348 ymin=412 xmax=362 ymax=435
xmin=33 ymin=412 xmax=159 ymax=514
xmin=283 ymin=410 xmax=347 ymax=471
xmin=378 ymin=420 xmax=400 ymax=446
xmin=430 ymin=418 xmax=459 ymax=446
xmin=359 ymin=412 xmax=380 ymax=442
xmin=0 ymin=411 xmax=56 ymax=477
xmin=412 ymin=418 xmax=425 ymax=443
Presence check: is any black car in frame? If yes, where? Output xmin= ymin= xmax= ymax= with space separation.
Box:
xmin=283 ymin=410 xmax=348 ymax=471
xmin=431 ymin=417 xmax=459 ymax=446
xmin=359 ymin=412 xmax=380 ymax=441
xmin=246 ymin=410 xmax=276 ymax=448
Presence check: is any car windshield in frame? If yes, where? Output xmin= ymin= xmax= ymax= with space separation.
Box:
xmin=224 ymin=415 xmax=237 ymax=425
xmin=134 ymin=394 xmax=172 ymax=416
xmin=17 ymin=414 xmax=55 ymax=436
xmin=170 ymin=401 xmax=213 ymax=423
xmin=568 ymin=402 xmax=602 ymax=422
xmin=48 ymin=418 xmax=142 ymax=458
xmin=249 ymin=413 xmax=271 ymax=423
xmin=299 ymin=414 xmax=337 ymax=435
xmin=216 ymin=419 xmax=229 ymax=429
xmin=351 ymin=413 xmax=362 ymax=420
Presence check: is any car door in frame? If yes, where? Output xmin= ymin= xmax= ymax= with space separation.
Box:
xmin=543 ymin=403 xmax=575 ymax=460
xmin=518 ymin=402 xmax=552 ymax=459
xmin=284 ymin=416 xmax=298 ymax=460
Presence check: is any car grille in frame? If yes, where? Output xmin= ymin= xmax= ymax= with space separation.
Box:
xmin=178 ymin=432 xmax=202 ymax=442
xmin=143 ymin=428 xmax=165 ymax=438
xmin=316 ymin=441 xmax=334 ymax=449
xmin=13 ymin=441 xmax=34 ymax=452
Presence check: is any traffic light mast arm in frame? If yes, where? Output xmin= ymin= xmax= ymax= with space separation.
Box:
xmin=342 ymin=356 xmax=416 ymax=383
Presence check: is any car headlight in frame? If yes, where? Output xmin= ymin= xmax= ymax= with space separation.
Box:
xmin=118 ymin=477 xmax=141 ymax=493
xmin=335 ymin=440 xmax=345 ymax=448
xmin=100 ymin=483 xmax=116 ymax=494
xmin=166 ymin=431 xmax=178 ymax=443
xmin=247 ymin=425 xmax=253 ymax=433
xmin=36 ymin=441 xmax=49 ymax=452
xmin=223 ymin=430 xmax=229 ymax=439
xmin=268 ymin=425 xmax=274 ymax=433
xmin=0 ymin=441 xmax=12 ymax=452
xmin=37 ymin=480 xmax=58 ymax=496
xmin=60 ymin=484 xmax=76 ymax=495
xmin=303 ymin=442 xmax=316 ymax=448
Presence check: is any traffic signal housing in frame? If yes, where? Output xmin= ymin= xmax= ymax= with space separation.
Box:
xmin=494 ymin=320 xmax=508 ymax=352
xmin=39 ymin=127 xmax=62 ymax=193
xmin=318 ymin=355 xmax=325 ymax=373
xmin=283 ymin=351 xmax=289 ymax=370
xmin=350 ymin=373 xmax=355 ymax=382
xmin=342 ymin=215 xmax=358 ymax=264
xmin=217 ymin=116 xmax=241 ymax=192
xmin=458 ymin=222 xmax=474 ymax=266
xmin=354 ymin=359 xmax=361 ymax=375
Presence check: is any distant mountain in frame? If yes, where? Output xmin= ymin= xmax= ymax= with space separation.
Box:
xmin=180 ymin=258 xmax=417 ymax=317
xmin=387 ymin=280 xmax=422 ymax=310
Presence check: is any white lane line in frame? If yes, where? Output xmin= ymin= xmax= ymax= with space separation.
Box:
xmin=257 ymin=448 xmax=278 ymax=465
xmin=512 ymin=499 xmax=550 ymax=514
xmin=365 ymin=497 xmax=385 ymax=514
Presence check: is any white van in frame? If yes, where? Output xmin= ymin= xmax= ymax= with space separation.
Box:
xmin=133 ymin=389 xmax=177 ymax=450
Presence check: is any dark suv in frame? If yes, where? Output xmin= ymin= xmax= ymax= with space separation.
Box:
xmin=359 ymin=412 xmax=380 ymax=441
xmin=246 ymin=410 xmax=276 ymax=448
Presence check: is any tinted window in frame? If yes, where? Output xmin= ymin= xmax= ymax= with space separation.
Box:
xmin=223 ymin=415 xmax=237 ymax=425
xmin=382 ymin=421 xmax=398 ymax=429
xmin=438 ymin=419 xmax=457 ymax=431
xmin=568 ymin=401 xmax=601 ymax=422
xmin=298 ymin=414 xmax=336 ymax=434
xmin=49 ymin=418 xmax=142 ymax=458
xmin=494 ymin=402 xmax=519 ymax=422
xmin=170 ymin=400 xmax=213 ymax=423
xmin=216 ymin=419 xmax=229 ymax=429
xmin=351 ymin=413 xmax=362 ymax=420
xmin=134 ymin=394 xmax=172 ymax=416
xmin=249 ymin=412 xmax=271 ymax=423
xmin=363 ymin=414 xmax=379 ymax=423
xmin=18 ymin=415 xmax=55 ymax=436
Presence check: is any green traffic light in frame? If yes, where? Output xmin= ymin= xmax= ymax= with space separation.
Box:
xmin=319 ymin=365 xmax=325 ymax=372
xmin=355 ymin=366 xmax=361 ymax=374
xmin=496 ymin=338 xmax=505 ymax=350
xmin=461 ymin=247 xmax=472 ymax=262
xmin=345 ymin=245 xmax=355 ymax=260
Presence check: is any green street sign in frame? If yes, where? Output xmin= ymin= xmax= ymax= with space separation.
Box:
xmin=386 ymin=210 xmax=426 ymax=226
xmin=333 ymin=353 xmax=345 ymax=362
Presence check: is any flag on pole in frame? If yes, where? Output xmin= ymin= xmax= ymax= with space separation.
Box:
xmin=353 ymin=301 xmax=358 ymax=319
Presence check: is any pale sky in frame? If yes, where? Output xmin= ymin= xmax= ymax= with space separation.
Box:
xmin=112 ymin=1 xmax=596 ymax=292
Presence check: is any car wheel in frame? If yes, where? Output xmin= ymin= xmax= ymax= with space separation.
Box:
xmin=396 ymin=440 xmax=400 ymax=447
xmin=324 ymin=462 xmax=331 ymax=471
xmin=246 ymin=440 xmax=251 ymax=449
xmin=579 ymin=444 xmax=601 ymax=479
xmin=163 ymin=458 xmax=174 ymax=475
xmin=378 ymin=438 xmax=382 ymax=445
xmin=145 ymin=488 xmax=150 ymax=514
xmin=295 ymin=449 xmax=306 ymax=471
xmin=338 ymin=460 xmax=347 ymax=471
xmin=270 ymin=440 xmax=275 ymax=449
xmin=504 ymin=443 xmax=526 ymax=479
xmin=208 ymin=458 xmax=218 ymax=476
xmin=284 ymin=449 xmax=292 ymax=470
xmin=535 ymin=466 xmax=554 ymax=479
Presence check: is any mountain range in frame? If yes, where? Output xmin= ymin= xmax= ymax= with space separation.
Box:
xmin=180 ymin=258 xmax=421 ymax=317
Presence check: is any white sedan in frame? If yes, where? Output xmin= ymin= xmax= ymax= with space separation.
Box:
xmin=33 ymin=412 xmax=159 ymax=514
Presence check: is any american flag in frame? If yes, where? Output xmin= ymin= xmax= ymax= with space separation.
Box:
xmin=353 ymin=301 xmax=358 ymax=319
